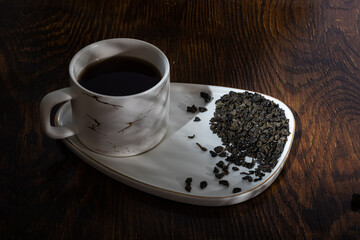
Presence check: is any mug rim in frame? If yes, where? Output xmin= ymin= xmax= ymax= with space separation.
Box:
xmin=69 ymin=38 xmax=170 ymax=99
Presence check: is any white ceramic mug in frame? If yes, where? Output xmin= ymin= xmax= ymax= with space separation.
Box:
xmin=40 ymin=38 xmax=170 ymax=157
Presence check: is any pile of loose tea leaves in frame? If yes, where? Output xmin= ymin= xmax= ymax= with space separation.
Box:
xmin=183 ymin=91 xmax=290 ymax=193
xmin=210 ymin=91 xmax=290 ymax=176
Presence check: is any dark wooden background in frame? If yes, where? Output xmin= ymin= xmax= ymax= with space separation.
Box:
xmin=1 ymin=0 xmax=360 ymax=239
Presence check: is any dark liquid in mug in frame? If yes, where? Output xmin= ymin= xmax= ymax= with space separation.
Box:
xmin=78 ymin=56 xmax=162 ymax=96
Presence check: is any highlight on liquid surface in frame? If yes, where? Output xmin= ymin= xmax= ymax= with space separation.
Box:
xmin=78 ymin=56 xmax=162 ymax=96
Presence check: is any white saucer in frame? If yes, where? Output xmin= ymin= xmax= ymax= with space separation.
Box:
xmin=55 ymin=83 xmax=295 ymax=206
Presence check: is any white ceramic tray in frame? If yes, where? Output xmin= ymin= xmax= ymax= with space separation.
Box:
xmin=55 ymin=83 xmax=295 ymax=206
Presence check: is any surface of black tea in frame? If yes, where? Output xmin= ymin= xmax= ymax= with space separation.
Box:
xmin=78 ymin=56 xmax=161 ymax=96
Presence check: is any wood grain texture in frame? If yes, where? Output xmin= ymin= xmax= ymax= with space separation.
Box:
xmin=1 ymin=0 xmax=360 ymax=239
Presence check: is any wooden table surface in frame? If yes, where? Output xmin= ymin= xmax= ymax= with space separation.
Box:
xmin=1 ymin=0 xmax=360 ymax=239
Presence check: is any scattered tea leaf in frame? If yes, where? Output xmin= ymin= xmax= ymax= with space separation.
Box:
xmin=214 ymin=146 xmax=224 ymax=153
xmin=216 ymin=161 xmax=224 ymax=168
xmin=209 ymin=151 xmax=217 ymax=157
xmin=196 ymin=142 xmax=207 ymax=151
xmin=198 ymin=107 xmax=208 ymax=112
xmin=254 ymin=177 xmax=263 ymax=182
xmin=233 ymin=187 xmax=242 ymax=193
xmin=200 ymin=92 xmax=212 ymax=103
xmin=185 ymin=177 xmax=192 ymax=192
xmin=194 ymin=116 xmax=201 ymax=122
xmin=187 ymin=105 xmax=197 ymax=113
xmin=219 ymin=180 xmax=229 ymax=187
xmin=242 ymin=175 xmax=253 ymax=182
xmin=218 ymin=152 xmax=227 ymax=158
xmin=215 ymin=173 xmax=225 ymax=179
xmin=185 ymin=177 xmax=192 ymax=184
xmin=200 ymin=181 xmax=208 ymax=189
xmin=188 ymin=134 xmax=195 ymax=139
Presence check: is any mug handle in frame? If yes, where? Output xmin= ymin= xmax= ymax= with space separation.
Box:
xmin=40 ymin=87 xmax=78 ymax=139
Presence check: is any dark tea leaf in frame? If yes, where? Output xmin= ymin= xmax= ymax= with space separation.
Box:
xmin=219 ymin=180 xmax=229 ymax=187
xmin=198 ymin=107 xmax=208 ymax=112
xmin=194 ymin=117 xmax=201 ymax=122
xmin=187 ymin=105 xmax=198 ymax=113
xmin=196 ymin=143 xmax=207 ymax=151
xmin=232 ymin=187 xmax=242 ymax=193
xmin=200 ymin=181 xmax=208 ymax=189
xmin=200 ymin=92 xmax=212 ymax=102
